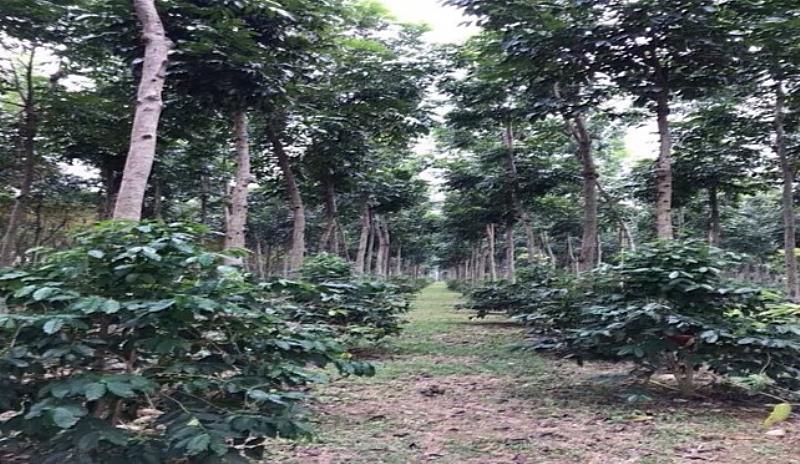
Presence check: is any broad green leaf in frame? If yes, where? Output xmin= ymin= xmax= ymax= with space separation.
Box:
xmin=84 ymin=383 xmax=107 ymax=401
xmin=52 ymin=407 xmax=84 ymax=429
xmin=43 ymin=318 xmax=65 ymax=335
xmin=105 ymin=381 xmax=135 ymax=398
xmin=185 ymin=433 xmax=211 ymax=455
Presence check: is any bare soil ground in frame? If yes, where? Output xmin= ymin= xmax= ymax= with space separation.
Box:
xmin=267 ymin=283 xmax=799 ymax=464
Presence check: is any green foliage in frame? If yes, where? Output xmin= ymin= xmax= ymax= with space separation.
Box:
xmin=387 ymin=276 xmax=432 ymax=295
xmin=297 ymin=253 xmax=353 ymax=283
xmin=0 ymin=222 xmax=372 ymax=463
xmin=464 ymin=241 xmax=800 ymax=395
xmin=265 ymin=278 xmax=411 ymax=342
xmin=564 ymin=241 xmax=800 ymax=393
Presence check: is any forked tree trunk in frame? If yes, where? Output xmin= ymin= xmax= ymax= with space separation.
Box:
xmin=775 ymin=81 xmax=799 ymax=301
xmin=224 ymin=111 xmax=251 ymax=265
xmin=113 ymin=0 xmax=172 ymax=221
xmin=707 ymin=187 xmax=721 ymax=247
xmin=486 ymin=224 xmax=497 ymax=281
xmin=542 ymin=232 xmax=557 ymax=267
xmin=266 ymin=123 xmax=305 ymax=272
xmin=654 ymin=95 xmax=674 ymax=240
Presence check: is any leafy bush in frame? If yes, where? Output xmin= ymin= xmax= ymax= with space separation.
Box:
xmin=387 ymin=275 xmax=431 ymax=295
xmin=297 ymin=253 xmax=353 ymax=282
xmin=460 ymin=264 xmax=581 ymax=327
xmin=265 ymin=279 xmax=411 ymax=342
xmin=0 ymin=222 xmax=372 ymax=463
xmin=560 ymin=241 xmax=800 ymax=394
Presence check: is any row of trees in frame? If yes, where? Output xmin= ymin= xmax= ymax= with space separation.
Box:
xmin=0 ymin=0 xmax=438 ymax=276
xmin=437 ymin=0 xmax=800 ymax=298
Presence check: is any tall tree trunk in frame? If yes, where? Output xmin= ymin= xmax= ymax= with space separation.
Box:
xmin=542 ymin=232 xmax=557 ymax=267
xmin=381 ymin=221 xmax=391 ymax=277
xmin=319 ymin=175 xmax=337 ymax=252
xmin=486 ymin=224 xmax=497 ymax=281
xmin=707 ymin=187 xmax=721 ymax=247
xmin=224 ymin=111 xmax=251 ymax=265
xmin=254 ymin=240 xmax=265 ymax=279
xmin=375 ymin=216 xmax=387 ymax=278
xmin=265 ymin=123 xmax=306 ymax=272
xmin=775 ymin=81 xmax=799 ymax=301
xmin=355 ymin=203 xmax=371 ymax=273
xmin=477 ymin=241 xmax=486 ymax=281
xmin=569 ymin=114 xmax=599 ymax=271
xmin=521 ymin=211 xmax=538 ymax=262
xmin=505 ymin=220 xmax=516 ymax=283
xmin=365 ymin=216 xmax=375 ymax=274
xmin=113 ymin=0 xmax=172 ymax=221
xmin=654 ymin=95 xmax=674 ymax=240
xmin=396 ymin=245 xmax=402 ymax=276
xmin=502 ymin=120 xmax=523 ymax=277
xmin=567 ymin=236 xmax=578 ymax=274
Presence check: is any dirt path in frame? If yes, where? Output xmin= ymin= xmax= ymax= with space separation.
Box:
xmin=269 ymin=283 xmax=799 ymax=463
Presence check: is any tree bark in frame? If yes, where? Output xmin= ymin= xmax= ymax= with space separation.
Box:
xmin=521 ymin=211 xmax=538 ymax=262
xmin=486 ymin=224 xmax=497 ymax=281
xmin=707 ymin=187 xmax=721 ymax=247
xmin=775 ymin=81 xmax=799 ymax=301
xmin=355 ymin=203 xmax=371 ymax=274
xmin=396 ymin=245 xmax=402 ymax=276
xmin=265 ymin=122 xmax=306 ymax=272
xmin=569 ymin=114 xmax=599 ymax=271
xmin=319 ymin=175 xmax=338 ymax=253
xmin=655 ymin=95 xmax=674 ymax=240
xmin=224 ymin=111 xmax=251 ymax=265
xmin=381 ymin=221 xmax=391 ymax=277
xmin=375 ymin=216 xmax=388 ymax=278
xmin=113 ymin=0 xmax=172 ymax=221
xmin=366 ymin=215 xmax=375 ymax=274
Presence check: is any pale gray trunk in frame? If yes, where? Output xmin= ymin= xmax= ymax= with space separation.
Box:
xmin=776 ymin=81 xmax=799 ymax=301
xmin=375 ymin=216 xmax=388 ymax=278
xmin=486 ymin=224 xmax=497 ymax=281
xmin=113 ymin=0 xmax=172 ymax=220
xmin=506 ymin=221 xmax=516 ymax=283
xmin=224 ymin=111 xmax=251 ymax=266
xmin=655 ymin=96 xmax=674 ymax=240
xmin=396 ymin=245 xmax=402 ymax=276
xmin=567 ymin=236 xmax=578 ymax=275
xmin=522 ymin=211 xmax=538 ymax=261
